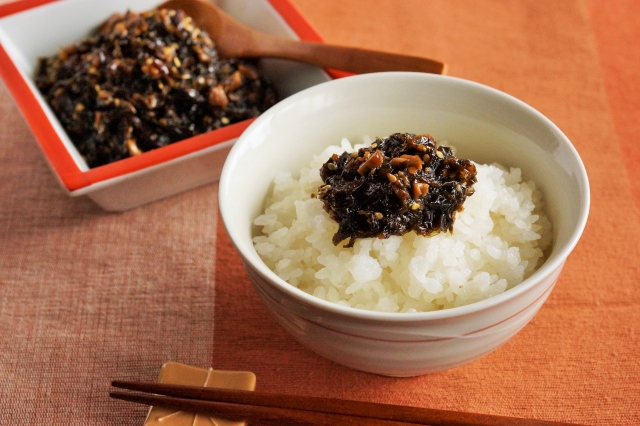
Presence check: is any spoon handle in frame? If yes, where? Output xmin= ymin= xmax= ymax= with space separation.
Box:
xmin=246 ymin=34 xmax=447 ymax=75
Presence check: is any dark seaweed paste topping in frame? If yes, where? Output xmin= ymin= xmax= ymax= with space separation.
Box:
xmin=318 ymin=133 xmax=477 ymax=248
xmin=35 ymin=9 xmax=277 ymax=168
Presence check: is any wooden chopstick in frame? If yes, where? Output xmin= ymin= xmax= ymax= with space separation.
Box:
xmin=111 ymin=391 xmax=423 ymax=426
xmin=111 ymin=380 xmax=585 ymax=426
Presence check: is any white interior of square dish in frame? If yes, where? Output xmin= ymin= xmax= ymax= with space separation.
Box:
xmin=0 ymin=0 xmax=331 ymax=175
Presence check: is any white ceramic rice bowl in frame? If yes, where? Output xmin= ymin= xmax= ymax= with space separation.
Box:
xmin=219 ymin=72 xmax=589 ymax=376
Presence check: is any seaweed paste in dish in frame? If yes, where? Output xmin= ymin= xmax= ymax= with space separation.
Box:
xmin=35 ymin=8 xmax=277 ymax=168
xmin=318 ymin=133 xmax=477 ymax=247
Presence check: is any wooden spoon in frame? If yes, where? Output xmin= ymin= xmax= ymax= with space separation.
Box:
xmin=158 ymin=0 xmax=446 ymax=75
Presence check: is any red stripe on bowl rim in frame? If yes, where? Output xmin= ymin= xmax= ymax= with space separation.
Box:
xmin=0 ymin=0 xmax=334 ymax=191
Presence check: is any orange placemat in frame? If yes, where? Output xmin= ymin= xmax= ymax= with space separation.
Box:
xmin=211 ymin=0 xmax=640 ymax=425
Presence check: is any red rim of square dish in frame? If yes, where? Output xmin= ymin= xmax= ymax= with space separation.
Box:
xmin=0 ymin=0 xmax=337 ymax=191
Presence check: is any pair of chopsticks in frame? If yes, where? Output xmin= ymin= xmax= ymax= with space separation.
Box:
xmin=110 ymin=381 xmax=584 ymax=426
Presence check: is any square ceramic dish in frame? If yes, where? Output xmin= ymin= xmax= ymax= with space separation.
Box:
xmin=0 ymin=0 xmax=333 ymax=211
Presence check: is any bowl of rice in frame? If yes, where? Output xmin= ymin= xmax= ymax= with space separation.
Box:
xmin=219 ymin=72 xmax=589 ymax=376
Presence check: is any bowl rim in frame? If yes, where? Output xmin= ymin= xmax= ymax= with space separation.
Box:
xmin=0 ymin=0 xmax=332 ymax=191
xmin=219 ymin=72 xmax=590 ymax=321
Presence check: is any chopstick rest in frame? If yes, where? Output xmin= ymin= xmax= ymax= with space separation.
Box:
xmin=135 ymin=362 xmax=256 ymax=426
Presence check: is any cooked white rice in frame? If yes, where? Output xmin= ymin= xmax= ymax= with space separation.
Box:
xmin=252 ymin=138 xmax=552 ymax=312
